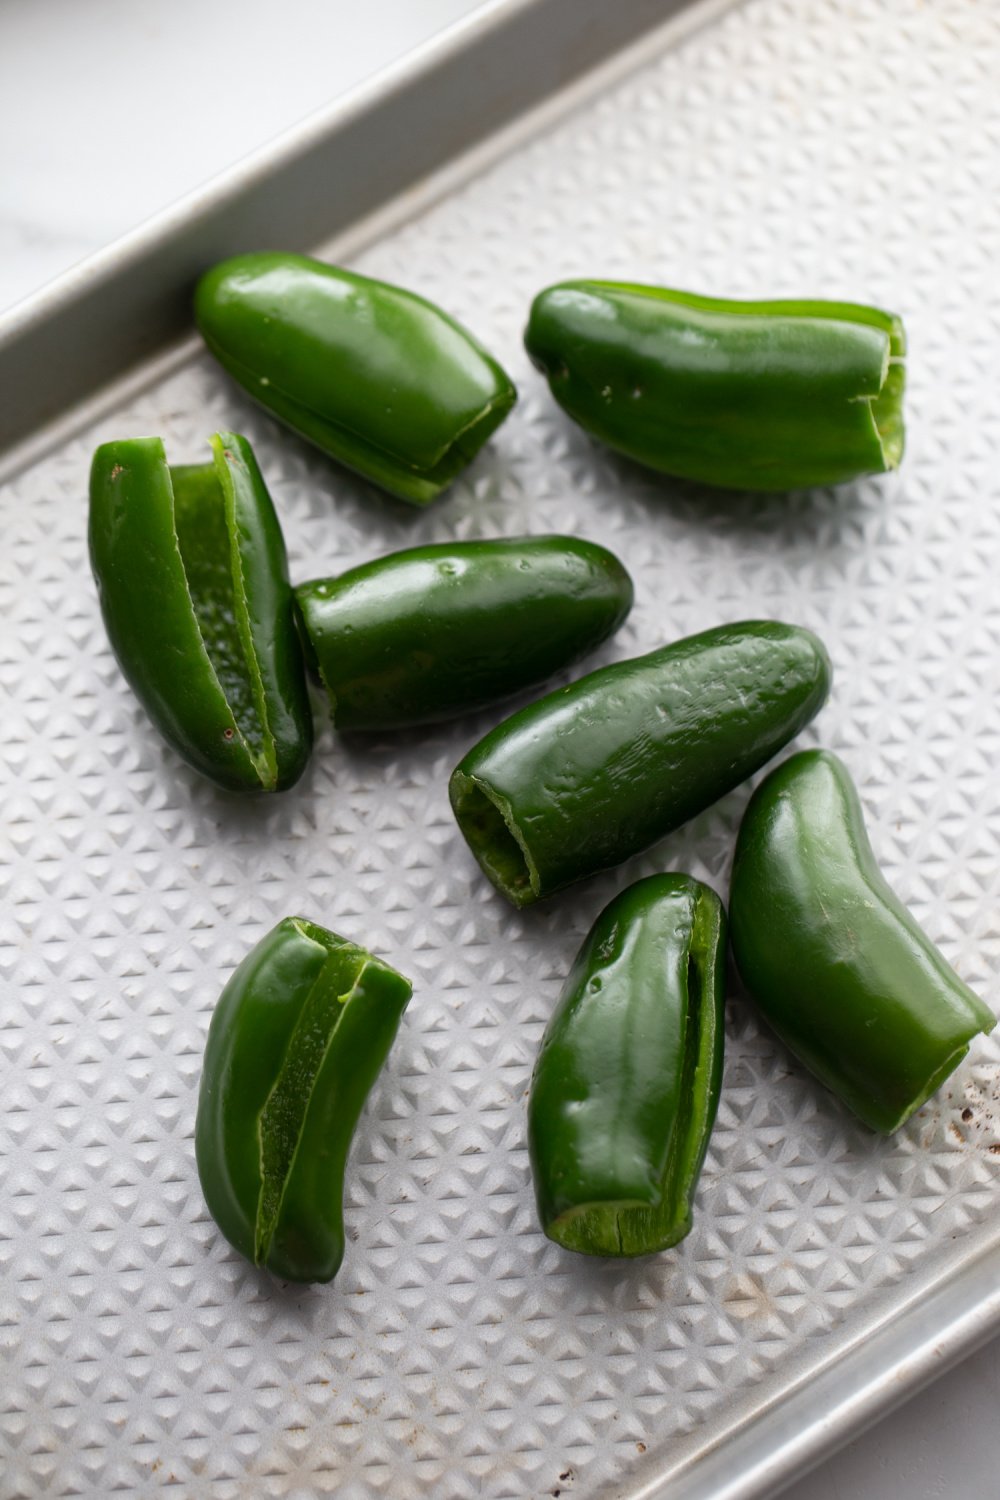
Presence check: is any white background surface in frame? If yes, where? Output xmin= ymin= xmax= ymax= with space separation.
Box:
xmin=1 ymin=2 xmax=996 ymax=1496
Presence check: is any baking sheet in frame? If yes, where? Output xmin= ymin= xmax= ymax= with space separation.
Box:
xmin=2 ymin=1 xmax=1000 ymax=1496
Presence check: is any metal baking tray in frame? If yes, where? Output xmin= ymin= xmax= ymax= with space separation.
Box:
xmin=2 ymin=1 xmax=999 ymax=1496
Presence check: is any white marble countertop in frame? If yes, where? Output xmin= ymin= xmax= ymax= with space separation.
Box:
xmin=1 ymin=2 xmax=996 ymax=1497
xmin=0 ymin=0 xmax=479 ymax=312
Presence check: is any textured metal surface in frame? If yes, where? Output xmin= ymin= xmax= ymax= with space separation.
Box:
xmin=2 ymin=1 xmax=1000 ymax=1497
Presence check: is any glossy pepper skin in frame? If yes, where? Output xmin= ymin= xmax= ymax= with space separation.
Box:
xmin=89 ymin=433 xmax=312 ymax=793
xmin=295 ymin=536 xmax=633 ymax=730
xmin=449 ymin=620 xmax=831 ymax=907
xmin=195 ymin=917 xmax=412 ymax=1283
xmin=194 ymin=252 xmax=517 ymax=505
xmin=525 ymin=282 xmax=906 ymax=491
xmin=729 ymin=751 xmax=995 ymax=1133
xmin=528 ymin=874 xmax=726 ymax=1257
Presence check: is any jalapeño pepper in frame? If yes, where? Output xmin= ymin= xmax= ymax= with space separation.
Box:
xmin=528 ymin=874 xmax=726 ymax=1257
xmin=195 ymin=917 xmax=412 ymax=1283
xmin=525 ymin=282 xmax=906 ymax=490
xmin=449 ymin=621 xmax=831 ymax=907
xmin=295 ymin=535 xmax=633 ymax=730
xmin=89 ymin=432 xmax=312 ymax=793
xmin=195 ymin=252 xmax=517 ymax=505
xmin=729 ymin=750 xmax=996 ymax=1132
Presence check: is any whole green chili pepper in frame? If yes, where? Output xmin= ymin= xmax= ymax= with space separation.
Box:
xmin=525 ymin=282 xmax=905 ymax=490
xmin=529 ymin=874 xmax=726 ymax=1257
xmin=195 ymin=252 xmax=517 ymax=505
xmin=729 ymin=750 xmax=995 ymax=1133
xmin=295 ymin=535 xmax=633 ymax=730
xmin=89 ymin=432 xmax=312 ymax=793
xmin=449 ymin=620 xmax=831 ymax=907
xmin=195 ymin=916 xmax=412 ymax=1283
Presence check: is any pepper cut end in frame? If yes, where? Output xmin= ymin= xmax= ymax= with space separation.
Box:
xmin=868 ymin=331 xmax=906 ymax=472
xmin=449 ymin=770 xmax=540 ymax=907
xmin=879 ymin=1042 xmax=972 ymax=1135
xmin=880 ymin=1003 xmax=993 ymax=1133
xmin=545 ymin=1198 xmax=685 ymax=1259
xmin=367 ymin=377 xmax=518 ymax=505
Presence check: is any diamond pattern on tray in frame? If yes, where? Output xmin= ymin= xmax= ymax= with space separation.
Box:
xmin=3 ymin=0 xmax=1000 ymax=1495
